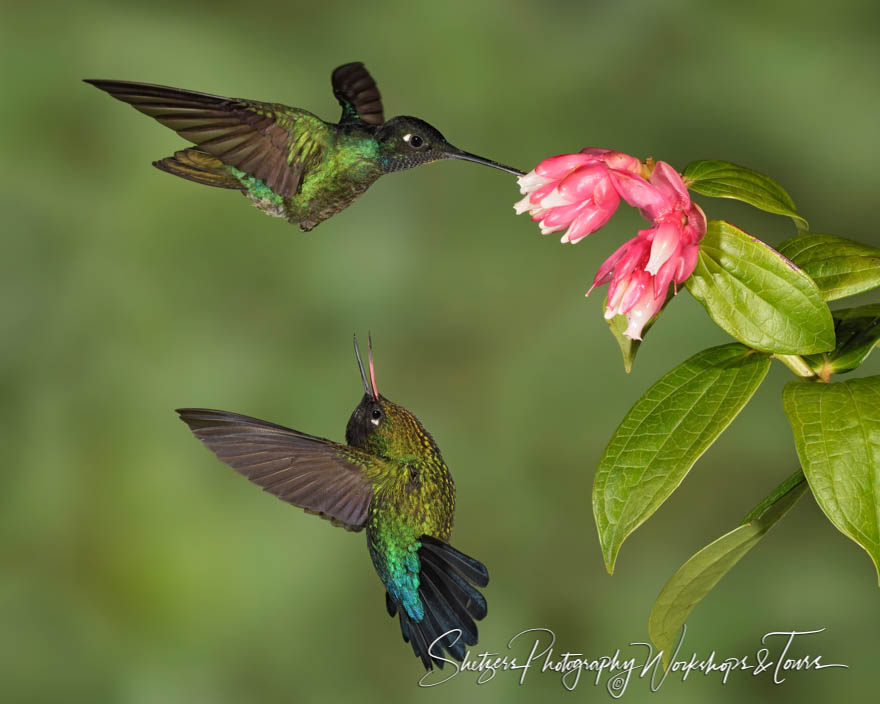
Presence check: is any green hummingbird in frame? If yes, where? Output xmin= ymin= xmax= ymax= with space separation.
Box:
xmin=85 ymin=62 xmax=522 ymax=231
xmin=176 ymin=336 xmax=488 ymax=669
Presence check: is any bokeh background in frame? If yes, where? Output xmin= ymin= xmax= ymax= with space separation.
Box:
xmin=2 ymin=0 xmax=879 ymax=701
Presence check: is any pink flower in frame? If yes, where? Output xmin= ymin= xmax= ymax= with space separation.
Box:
xmin=590 ymin=161 xmax=707 ymax=339
xmin=589 ymin=234 xmax=670 ymax=340
xmin=514 ymin=149 xmax=643 ymax=244
xmin=515 ymin=148 xmax=706 ymax=340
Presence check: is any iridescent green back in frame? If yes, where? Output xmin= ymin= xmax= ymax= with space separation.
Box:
xmin=356 ymin=397 xmax=455 ymax=620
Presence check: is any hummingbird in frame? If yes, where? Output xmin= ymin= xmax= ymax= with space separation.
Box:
xmin=176 ymin=336 xmax=488 ymax=669
xmin=85 ymin=62 xmax=522 ymax=231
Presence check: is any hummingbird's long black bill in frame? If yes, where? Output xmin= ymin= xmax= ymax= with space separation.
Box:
xmin=446 ymin=149 xmax=525 ymax=176
xmin=353 ymin=335 xmax=379 ymax=400
xmin=353 ymin=335 xmax=372 ymax=398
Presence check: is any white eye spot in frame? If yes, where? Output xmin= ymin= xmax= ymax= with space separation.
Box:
xmin=370 ymin=418 xmax=380 ymax=426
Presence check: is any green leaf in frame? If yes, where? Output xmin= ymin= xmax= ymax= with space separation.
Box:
xmin=776 ymin=233 xmax=880 ymax=301
xmin=686 ymin=220 xmax=835 ymax=354
xmin=593 ymin=343 xmax=771 ymax=572
xmin=783 ymin=377 xmax=880 ymax=582
xmin=682 ymin=160 xmax=808 ymax=231
xmin=604 ymin=292 xmax=671 ymax=373
xmin=649 ymin=471 xmax=807 ymax=667
xmin=803 ymin=304 xmax=880 ymax=381
xmin=607 ymin=312 xmax=641 ymax=374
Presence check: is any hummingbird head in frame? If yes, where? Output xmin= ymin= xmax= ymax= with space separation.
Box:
xmin=376 ymin=116 xmax=523 ymax=176
xmin=346 ymin=335 xmax=442 ymax=463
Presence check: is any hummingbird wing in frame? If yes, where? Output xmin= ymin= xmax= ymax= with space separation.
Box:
xmin=331 ymin=62 xmax=384 ymax=125
xmin=176 ymin=408 xmax=380 ymax=531
xmin=385 ymin=537 xmax=489 ymax=670
xmin=85 ymin=79 xmax=329 ymax=199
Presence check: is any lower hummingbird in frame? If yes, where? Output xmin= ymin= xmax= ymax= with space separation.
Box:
xmin=86 ymin=62 xmax=522 ymax=231
xmin=176 ymin=337 xmax=488 ymax=669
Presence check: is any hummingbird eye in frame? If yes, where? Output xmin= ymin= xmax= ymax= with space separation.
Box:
xmin=404 ymin=133 xmax=425 ymax=149
xmin=370 ymin=407 xmax=383 ymax=426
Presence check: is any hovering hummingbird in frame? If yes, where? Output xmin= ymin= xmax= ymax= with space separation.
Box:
xmin=176 ymin=337 xmax=488 ymax=669
xmin=86 ymin=63 xmax=522 ymax=231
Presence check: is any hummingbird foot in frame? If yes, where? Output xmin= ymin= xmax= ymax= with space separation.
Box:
xmin=243 ymin=192 xmax=287 ymax=219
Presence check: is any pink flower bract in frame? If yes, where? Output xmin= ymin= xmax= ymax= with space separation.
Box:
xmin=514 ymin=149 xmax=642 ymax=244
xmin=592 ymin=161 xmax=707 ymax=339
xmin=515 ymin=149 xmax=706 ymax=341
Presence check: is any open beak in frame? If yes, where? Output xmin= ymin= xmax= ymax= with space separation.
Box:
xmin=354 ymin=335 xmax=372 ymax=399
xmin=353 ymin=334 xmax=379 ymax=400
xmin=445 ymin=147 xmax=525 ymax=176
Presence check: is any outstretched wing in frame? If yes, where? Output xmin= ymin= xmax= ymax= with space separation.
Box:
xmin=331 ymin=62 xmax=384 ymax=125
xmin=86 ymin=79 xmax=330 ymax=198
xmin=177 ymin=408 xmax=378 ymax=530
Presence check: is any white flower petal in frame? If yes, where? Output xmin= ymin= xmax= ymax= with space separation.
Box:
xmin=517 ymin=170 xmax=550 ymax=194
xmin=560 ymin=224 xmax=586 ymax=244
xmin=537 ymin=188 xmax=572 ymax=210
xmin=513 ymin=194 xmax=534 ymax=214
xmin=644 ymin=222 xmax=680 ymax=275
xmin=539 ymin=220 xmax=564 ymax=235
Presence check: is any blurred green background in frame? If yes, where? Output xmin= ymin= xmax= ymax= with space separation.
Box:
xmin=2 ymin=0 xmax=879 ymax=701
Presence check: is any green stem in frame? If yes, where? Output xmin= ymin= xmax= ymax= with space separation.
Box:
xmin=773 ymin=354 xmax=818 ymax=379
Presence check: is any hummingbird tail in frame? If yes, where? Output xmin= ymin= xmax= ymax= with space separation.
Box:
xmin=153 ymin=149 xmax=243 ymax=190
xmin=388 ymin=536 xmax=489 ymax=670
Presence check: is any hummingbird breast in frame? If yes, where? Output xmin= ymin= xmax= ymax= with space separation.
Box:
xmin=283 ymin=129 xmax=383 ymax=230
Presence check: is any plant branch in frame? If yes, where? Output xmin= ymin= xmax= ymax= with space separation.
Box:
xmin=773 ymin=354 xmax=819 ymax=379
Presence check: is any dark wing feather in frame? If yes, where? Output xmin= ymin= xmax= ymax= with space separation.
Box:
xmin=86 ymin=79 xmax=329 ymax=198
xmin=331 ymin=62 xmax=384 ymax=125
xmin=176 ymin=408 xmax=376 ymax=530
